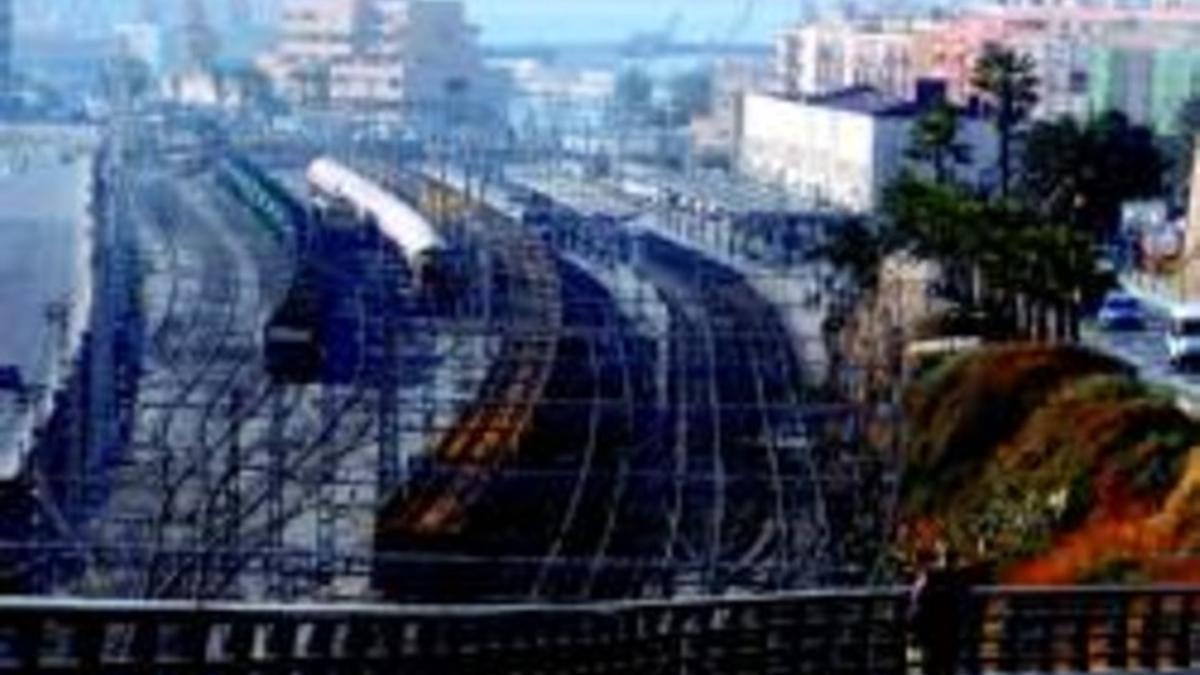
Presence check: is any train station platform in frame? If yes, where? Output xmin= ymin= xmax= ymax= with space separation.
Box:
xmin=0 ymin=129 xmax=99 ymax=479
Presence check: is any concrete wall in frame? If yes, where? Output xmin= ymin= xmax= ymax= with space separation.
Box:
xmin=739 ymin=92 xmax=878 ymax=211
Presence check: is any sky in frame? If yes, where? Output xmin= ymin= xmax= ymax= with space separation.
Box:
xmin=15 ymin=0 xmax=814 ymax=46
xmin=462 ymin=0 xmax=809 ymax=45
xmin=13 ymin=0 xmax=970 ymax=48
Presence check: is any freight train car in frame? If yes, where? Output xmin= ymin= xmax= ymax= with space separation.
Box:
xmin=306 ymin=157 xmax=451 ymax=291
xmin=216 ymin=155 xmax=309 ymax=246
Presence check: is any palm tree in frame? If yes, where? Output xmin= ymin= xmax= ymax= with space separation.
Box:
xmin=971 ymin=44 xmax=1040 ymax=199
xmin=908 ymin=100 xmax=971 ymax=184
xmin=1021 ymin=112 xmax=1164 ymax=241
xmin=1019 ymin=116 xmax=1084 ymax=221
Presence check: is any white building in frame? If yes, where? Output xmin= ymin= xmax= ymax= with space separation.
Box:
xmin=162 ymin=70 xmax=232 ymax=107
xmin=496 ymin=59 xmax=616 ymax=102
xmin=257 ymin=0 xmax=497 ymax=113
xmin=738 ymin=84 xmax=998 ymax=212
xmin=775 ymin=18 xmax=933 ymax=100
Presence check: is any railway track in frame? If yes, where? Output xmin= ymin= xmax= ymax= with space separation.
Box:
xmin=373 ymin=176 xmax=561 ymax=538
xmin=637 ymin=234 xmax=807 ymax=594
xmin=721 ymin=275 xmax=809 ymax=586
xmin=82 ymin=152 xmax=842 ymax=602
xmin=138 ymin=179 xmax=279 ymax=596
xmin=362 ymin=170 xmax=826 ymax=600
xmin=84 ymin=168 xmax=318 ymax=598
xmin=141 ymin=172 xmax=396 ymax=600
xmin=579 ymin=288 xmax=641 ymax=598
xmin=525 ymin=264 xmax=647 ymax=600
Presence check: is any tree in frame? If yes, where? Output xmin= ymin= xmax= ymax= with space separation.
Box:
xmin=883 ymin=173 xmax=1107 ymax=341
xmin=1020 ymin=111 xmax=1164 ymax=241
xmin=1177 ymin=95 xmax=1200 ymax=142
xmin=809 ymin=216 xmax=899 ymax=293
xmin=908 ymin=100 xmax=971 ymax=184
xmin=884 ymin=174 xmax=988 ymax=308
xmin=1017 ymin=116 xmax=1085 ymax=221
xmin=971 ymin=44 xmax=1040 ymax=199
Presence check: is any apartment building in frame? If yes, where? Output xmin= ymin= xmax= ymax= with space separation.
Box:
xmin=257 ymin=0 xmax=496 ymax=111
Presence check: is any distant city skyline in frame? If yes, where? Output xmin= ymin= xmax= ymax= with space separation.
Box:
xmin=463 ymin=0 xmax=807 ymax=45
xmin=11 ymin=0 xmax=950 ymax=45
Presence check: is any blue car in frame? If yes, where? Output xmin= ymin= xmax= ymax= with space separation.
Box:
xmin=1097 ymin=292 xmax=1145 ymax=331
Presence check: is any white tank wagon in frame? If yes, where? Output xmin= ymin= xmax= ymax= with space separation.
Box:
xmin=305 ymin=157 xmax=451 ymax=289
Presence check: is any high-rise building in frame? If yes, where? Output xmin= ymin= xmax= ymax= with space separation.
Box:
xmin=1085 ymin=25 xmax=1200 ymax=133
xmin=921 ymin=2 xmax=1200 ymax=126
xmin=914 ymin=12 xmax=1096 ymax=120
xmin=257 ymin=0 xmax=498 ymax=113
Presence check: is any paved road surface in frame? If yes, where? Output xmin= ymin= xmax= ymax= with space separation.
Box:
xmin=1083 ymin=315 xmax=1200 ymax=402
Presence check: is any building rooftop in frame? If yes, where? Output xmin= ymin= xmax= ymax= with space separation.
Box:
xmin=764 ymin=81 xmax=984 ymax=120
xmin=806 ymin=85 xmax=919 ymax=116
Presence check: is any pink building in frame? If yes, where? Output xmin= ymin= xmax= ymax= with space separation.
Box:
xmin=919 ymin=3 xmax=1200 ymax=119
xmin=779 ymin=3 xmax=1200 ymax=124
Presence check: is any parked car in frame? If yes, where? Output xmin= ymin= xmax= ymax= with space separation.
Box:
xmin=1097 ymin=292 xmax=1145 ymax=331
xmin=1167 ymin=303 xmax=1200 ymax=370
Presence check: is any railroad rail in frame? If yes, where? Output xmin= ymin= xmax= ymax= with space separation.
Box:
xmin=368 ymin=169 xmax=563 ymax=541
xmin=375 ymin=169 xmax=862 ymax=598
xmin=5 ymin=586 xmax=1200 ymax=673
xmin=61 ymin=162 xmax=388 ymax=601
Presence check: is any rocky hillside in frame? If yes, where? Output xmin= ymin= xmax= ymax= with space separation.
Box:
xmin=900 ymin=344 xmax=1200 ymax=583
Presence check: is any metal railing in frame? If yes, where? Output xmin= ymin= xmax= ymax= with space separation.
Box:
xmin=2 ymin=586 xmax=1200 ymax=672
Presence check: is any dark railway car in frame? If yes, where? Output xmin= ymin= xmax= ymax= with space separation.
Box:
xmin=264 ymin=268 xmax=322 ymax=384
xmin=216 ymin=155 xmax=309 ymax=246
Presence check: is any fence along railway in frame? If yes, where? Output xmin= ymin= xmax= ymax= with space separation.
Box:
xmin=0 ymin=134 xmax=894 ymax=603
xmin=6 ymin=587 xmax=1200 ymax=673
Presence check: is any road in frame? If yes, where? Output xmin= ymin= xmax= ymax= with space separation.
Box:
xmin=1082 ymin=300 xmax=1200 ymax=404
